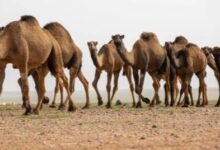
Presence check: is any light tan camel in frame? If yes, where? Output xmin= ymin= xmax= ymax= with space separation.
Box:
xmin=166 ymin=42 xmax=208 ymax=107
xmin=39 ymin=22 xmax=90 ymax=109
xmin=112 ymin=33 xmax=170 ymax=107
xmin=87 ymin=41 xmax=150 ymax=108
xmin=0 ymin=15 xmax=76 ymax=115
xmin=165 ymin=36 xmax=194 ymax=106
xmin=202 ymin=46 xmax=220 ymax=106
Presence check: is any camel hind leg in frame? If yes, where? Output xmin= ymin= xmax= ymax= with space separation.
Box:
xmin=149 ymin=73 xmax=160 ymax=107
xmin=106 ymin=71 xmax=113 ymax=108
xmin=78 ymin=70 xmax=90 ymax=109
xmin=196 ymin=70 xmax=208 ymax=106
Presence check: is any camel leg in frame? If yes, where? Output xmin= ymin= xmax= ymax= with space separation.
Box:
xmin=164 ymin=76 xmax=170 ymax=106
xmin=110 ymin=70 xmax=120 ymax=104
xmin=149 ymin=73 xmax=160 ymax=107
xmin=181 ymin=73 xmax=193 ymax=107
xmin=189 ymin=85 xmax=194 ymax=106
xmin=197 ymin=71 xmax=208 ymax=106
xmin=33 ymin=65 xmax=48 ymax=114
xmin=106 ymin=71 xmax=113 ymax=108
xmin=19 ymin=66 xmax=32 ymax=115
xmin=60 ymin=72 xmax=77 ymax=112
xmin=170 ymin=68 xmax=178 ymax=107
xmin=124 ymin=66 xmax=136 ymax=107
xmin=31 ymin=71 xmax=49 ymax=107
xmin=78 ymin=71 xmax=90 ymax=109
xmin=63 ymin=67 xmax=77 ymax=109
xmin=92 ymin=69 xmax=103 ymax=106
xmin=49 ymin=76 xmax=59 ymax=108
xmin=177 ymin=85 xmax=184 ymax=106
xmin=215 ymin=74 xmax=220 ymax=107
xmin=0 ymin=63 xmax=6 ymax=95
xmin=136 ymin=70 xmax=146 ymax=108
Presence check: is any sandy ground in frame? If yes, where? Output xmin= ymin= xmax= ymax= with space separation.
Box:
xmin=0 ymin=103 xmax=220 ymax=150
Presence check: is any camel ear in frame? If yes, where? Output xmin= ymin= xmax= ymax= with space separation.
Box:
xmin=112 ymin=35 xmax=115 ymax=40
xmin=94 ymin=41 xmax=98 ymax=46
xmin=87 ymin=42 xmax=90 ymax=46
xmin=120 ymin=35 xmax=124 ymax=39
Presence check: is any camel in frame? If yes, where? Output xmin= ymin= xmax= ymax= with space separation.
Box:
xmin=166 ymin=42 xmax=208 ymax=107
xmin=112 ymin=33 xmax=170 ymax=107
xmin=87 ymin=41 xmax=150 ymax=108
xmin=164 ymin=36 xmax=194 ymax=106
xmin=32 ymin=22 xmax=89 ymax=109
xmin=0 ymin=15 xmax=76 ymax=115
xmin=201 ymin=46 xmax=220 ymax=106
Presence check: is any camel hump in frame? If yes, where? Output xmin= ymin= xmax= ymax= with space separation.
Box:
xmin=44 ymin=22 xmax=62 ymax=29
xmin=20 ymin=15 xmax=37 ymax=22
xmin=174 ymin=36 xmax=188 ymax=44
xmin=140 ymin=32 xmax=157 ymax=41
xmin=186 ymin=43 xmax=197 ymax=48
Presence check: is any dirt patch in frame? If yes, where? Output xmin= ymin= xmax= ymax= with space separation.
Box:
xmin=0 ymin=103 xmax=220 ymax=150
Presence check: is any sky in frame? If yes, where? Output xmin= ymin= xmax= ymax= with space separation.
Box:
xmin=0 ymin=0 xmax=219 ymax=92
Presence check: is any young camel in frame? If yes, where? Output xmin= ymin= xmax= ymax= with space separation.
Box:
xmin=41 ymin=22 xmax=90 ymax=109
xmin=166 ymin=43 xmax=208 ymax=107
xmin=0 ymin=15 xmax=76 ymax=115
xmin=165 ymin=36 xmax=194 ymax=106
xmin=87 ymin=41 xmax=150 ymax=108
xmin=202 ymin=46 xmax=220 ymax=106
xmin=112 ymin=33 xmax=170 ymax=107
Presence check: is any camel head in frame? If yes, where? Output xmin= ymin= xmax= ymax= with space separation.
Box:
xmin=174 ymin=36 xmax=188 ymax=45
xmin=112 ymin=34 xmax=124 ymax=47
xmin=0 ymin=27 xmax=4 ymax=35
xmin=87 ymin=41 xmax=98 ymax=51
xmin=201 ymin=46 xmax=212 ymax=57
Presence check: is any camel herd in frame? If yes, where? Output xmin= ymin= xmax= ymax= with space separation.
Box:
xmin=0 ymin=15 xmax=220 ymax=115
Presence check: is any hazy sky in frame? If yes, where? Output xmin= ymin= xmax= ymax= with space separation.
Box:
xmin=0 ymin=0 xmax=219 ymax=92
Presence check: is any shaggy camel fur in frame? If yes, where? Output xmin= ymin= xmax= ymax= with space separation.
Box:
xmin=42 ymin=22 xmax=90 ymax=109
xmin=87 ymin=41 xmax=150 ymax=108
xmin=202 ymin=46 xmax=220 ymax=106
xmin=112 ymin=33 xmax=170 ymax=107
xmin=0 ymin=16 xmax=76 ymax=115
xmin=166 ymin=42 xmax=208 ymax=107
xmin=165 ymin=36 xmax=194 ymax=106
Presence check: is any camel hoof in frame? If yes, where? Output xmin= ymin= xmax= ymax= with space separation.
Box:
xmin=23 ymin=107 xmax=32 ymax=116
xmin=136 ymin=103 xmax=142 ymax=108
xmin=42 ymin=97 xmax=50 ymax=104
xmin=98 ymin=100 xmax=103 ymax=106
xmin=156 ymin=100 xmax=161 ymax=105
xmin=182 ymin=104 xmax=189 ymax=107
xmin=68 ymin=105 xmax=77 ymax=112
xmin=190 ymin=103 xmax=194 ymax=106
xmin=215 ymin=104 xmax=220 ymax=107
xmin=33 ymin=109 xmax=40 ymax=115
xmin=49 ymin=104 xmax=56 ymax=108
xmin=82 ymin=104 xmax=90 ymax=109
xmin=132 ymin=103 xmax=136 ymax=108
xmin=105 ymin=104 xmax=112 ymax=109
xmin=142 ymin=97 xmax=150 ymax=104
xmin=196 ymin=104 xmax=200 ymax=107
xmin=58 ymin=104 xmax=66 ymax=111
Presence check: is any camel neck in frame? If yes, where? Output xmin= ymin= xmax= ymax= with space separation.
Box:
xmin=116 ymin=43 xmax=134 ymax=66
xmin=90 ymin=49 xmax=102 ymax=68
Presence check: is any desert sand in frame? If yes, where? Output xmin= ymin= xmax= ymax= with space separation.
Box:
xmin=0 ymin=102 xmax=220 ymax=150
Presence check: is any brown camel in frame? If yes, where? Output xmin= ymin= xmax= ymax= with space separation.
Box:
xmin=0 ymin=15 xmax=76 ymax=115
xmin=166 ymin=42 xmax=208 ymax=107
xmin=87 ymin=41 xmax=150 ymax=108
xmin=112 ymin=33 xmax=170 ymax=107
xmin=36 ymin=22 xmax=89 ymax=109
xmin=165 ymin=36 xmax=194 ymax=106
xmin=202 ymin=46 xmax=220 ymax=106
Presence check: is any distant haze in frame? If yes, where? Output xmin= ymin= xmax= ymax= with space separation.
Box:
xmin=0 ymin=0 xmax=219 ymax=92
